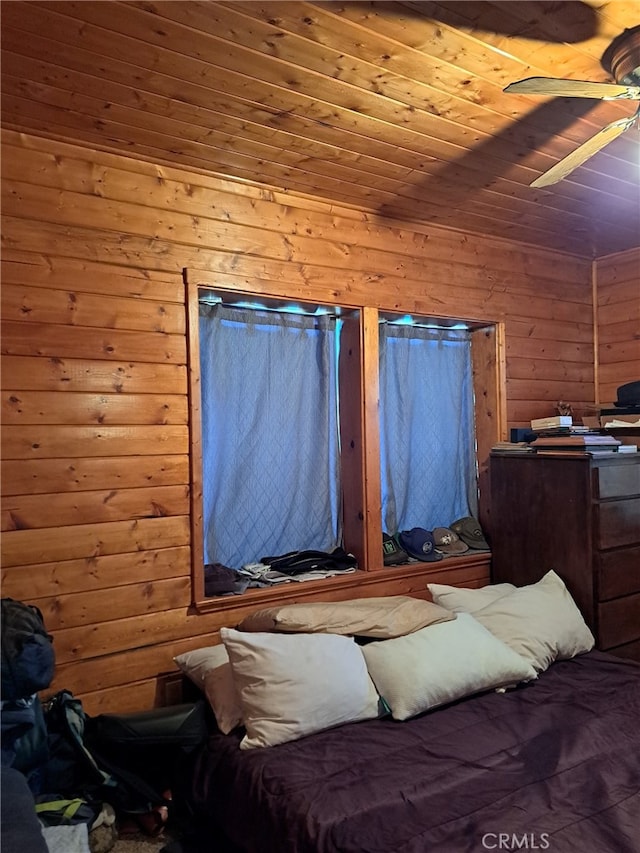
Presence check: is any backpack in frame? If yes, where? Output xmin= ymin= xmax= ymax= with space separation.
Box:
xmin=42 ymin=690 xmax=165 ymax=817
xmin=1 ymin=598 xmax=55 ymax=784
xmin=41 ymin=690 xmax=210 ymax=838
xmin=42 ymin=691 xmax=115 ymax=800
xmin=1 ymin=598 xmax=55 ymax=701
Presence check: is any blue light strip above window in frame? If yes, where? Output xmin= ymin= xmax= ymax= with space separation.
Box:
xmin=198 ymin=292 xmax=340 ymax=318
xmin=382 ymin=315 xmax=470 ymax=331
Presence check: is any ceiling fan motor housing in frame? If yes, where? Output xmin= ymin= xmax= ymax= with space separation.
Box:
xmin=601 ymin=26 xmax=640 ymax=86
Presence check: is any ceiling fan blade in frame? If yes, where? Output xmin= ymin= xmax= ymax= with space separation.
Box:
xmin=531 ymin=113 xmax=638 ymax=188
xmin=504 ymin=77 xmax=640 ymax=101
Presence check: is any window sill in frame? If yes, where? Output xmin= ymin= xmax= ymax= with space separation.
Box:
xmin=192 ymin=552 xmax=491 ymax=615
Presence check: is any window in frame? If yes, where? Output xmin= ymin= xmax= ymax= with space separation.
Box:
xmin=198 ymin=300 xmax=342 ymax=568
xmin=186 ymin=273 xmax=504 ymax=608
xmin=379 ymin=321 xmax=477 ymax=535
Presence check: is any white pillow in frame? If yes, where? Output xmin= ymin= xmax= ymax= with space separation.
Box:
xmin=362 ymin=613 xmax=536 ymax=721
xmin=472 ymin=570 xmax=595 ymax=673
xmin=174 ymin=645 xmax=243 ymax=734
xmin=428 ymin=582 xmax=516 ymax=613
xmin=220 ymin=628 xmax=380 ymax=749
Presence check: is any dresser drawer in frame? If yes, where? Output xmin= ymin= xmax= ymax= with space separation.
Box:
xmin=595 ymin=462 xmax=640 ymax=499
xmin=594 ymin=498 xmax=640 ymax=550
xmin=598 ymin=546 xmax=640 ymax=600
xmin=598 ymin=593 xmax=640 ymax=649
xmin=605 ymin=637 xmax=640 ymax=663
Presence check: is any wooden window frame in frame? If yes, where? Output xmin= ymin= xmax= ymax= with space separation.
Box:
xmin=185 ymin=270 xmax=505 ymax=612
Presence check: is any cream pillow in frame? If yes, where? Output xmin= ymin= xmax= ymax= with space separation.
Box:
xmin=237 ymin=595 xmax=454 ymax=638
xmin=472 ymin=570 xmax=594 ymax=673
xmin=362 ymin=613 xmax=536 ymax=721
xmin=220 ymin=628 xmax=380 ymax=749
xmin=174 ymin=645 xmax=243 ymax=734
xmin=428 ymin=582 xmax=516 ymax=613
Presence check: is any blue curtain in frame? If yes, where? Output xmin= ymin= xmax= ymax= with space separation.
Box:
xmin=379 ymin=323 xmax=477 ymax=535
xmin=199 ymin=303 xmax=341 ymax=568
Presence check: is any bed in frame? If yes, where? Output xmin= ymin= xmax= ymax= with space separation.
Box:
xmin=178 ymin=573 xmax=640 ymax=853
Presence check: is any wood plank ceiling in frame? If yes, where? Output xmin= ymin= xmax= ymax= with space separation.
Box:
xmin=2 ymin=1 xmax=639 ymax=257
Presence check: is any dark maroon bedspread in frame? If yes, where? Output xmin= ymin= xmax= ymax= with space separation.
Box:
xmin=189 ymin=651 xmax=640 ymax=853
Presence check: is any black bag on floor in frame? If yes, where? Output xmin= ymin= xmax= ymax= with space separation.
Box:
xmin=86 ymin=700 xmax=209 ymax=829
xmin=42 ymin=692 xmax=204 ymax=827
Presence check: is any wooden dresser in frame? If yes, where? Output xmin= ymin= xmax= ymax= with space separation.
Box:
xmin=490 ymin=452 xmax=640 ymax=662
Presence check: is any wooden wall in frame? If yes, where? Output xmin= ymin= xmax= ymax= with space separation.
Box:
xmin=1 ymin=128 xmax=625 ymax=714
xmin=596 ymin=248 xmax=640 ymax=406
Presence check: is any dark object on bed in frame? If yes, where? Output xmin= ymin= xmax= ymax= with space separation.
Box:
xmin=188 ymin=651 xmax=640 ymax=853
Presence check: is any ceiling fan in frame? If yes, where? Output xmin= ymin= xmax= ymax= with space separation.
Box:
xmin=503 ymin=25 xmax=640 ymax=188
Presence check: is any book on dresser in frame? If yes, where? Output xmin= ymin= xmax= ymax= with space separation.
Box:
xmin=530 ymin=434 xmax=621 ymax=450
xmin=530 ymin=415 xmax=573 ymax=430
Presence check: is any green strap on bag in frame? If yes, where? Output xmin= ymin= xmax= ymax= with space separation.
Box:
xmin=35 ymin=796 xmax=97 ymax=826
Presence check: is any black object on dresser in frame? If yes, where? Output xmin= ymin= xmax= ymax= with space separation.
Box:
xmin=490 ymin=452 xmax=640 ymax=662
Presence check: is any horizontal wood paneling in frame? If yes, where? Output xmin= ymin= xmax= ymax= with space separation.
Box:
xmin=1 ymin=181 xmax=592 ymax=291
xmin=35 ymin=577 xmax=192 ymax=631
xmin=1 ymin=283 xmax=185 ymax=334
xmin=2 ymin=355 xmax=187 ymax=394
xmin=1 ymin=514 xmax=191 ymax=568
xmin=596 ymin=248 xmax=640 ymax=405
xmin=1 ymin=256 xmax=184 ymax=302
xmin=0 ymin=142 xmax=590 ymax=283
xmin=2 ymin=484 xmax=190 ymax=531
xmin=1 ymin=456 xmax=190 ymax=496
xmin=1 ymin=547 xmax=190 ymax=598
xmin=0 ymin=129 xmax=629 ymax=713
xmin=1 ymin=425 xmax=189 ymax=459
xmin=1 ymin=320 xmax=186 ymax=364
xmin=2 ymin=391 xmax=188 ymax=425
